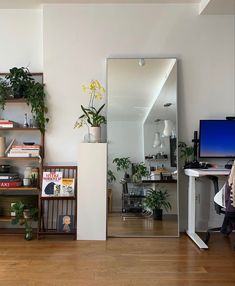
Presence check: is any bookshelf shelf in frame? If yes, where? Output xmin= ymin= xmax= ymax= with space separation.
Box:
xmin=0 ymin=128 xmax=40 ymax=131
xmin=0 ymin=157 xmax=41 ymax=161
xmin=40 ymin=196 xmax=76 ymax=200
xmin=0 ymin=187 xmax=39 ymax=191
xmin=0 ymin=216 xmax=12 ymax=222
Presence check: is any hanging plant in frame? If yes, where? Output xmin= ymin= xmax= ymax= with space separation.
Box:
xmin=0 ymin=67 xmax=49 ymax=133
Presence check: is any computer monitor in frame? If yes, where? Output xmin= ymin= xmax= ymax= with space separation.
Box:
xmin=199 ymin=119 xmax=235 ymax=158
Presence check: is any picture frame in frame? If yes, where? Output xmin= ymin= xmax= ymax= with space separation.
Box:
xmin=57 ymin=214 xmax=74 ymax=233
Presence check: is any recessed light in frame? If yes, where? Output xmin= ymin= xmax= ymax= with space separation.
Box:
xmin=164 ymin=103 xmax=172 ymax=107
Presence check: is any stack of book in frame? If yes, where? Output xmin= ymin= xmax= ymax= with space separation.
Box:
xmin=0 ymin=119 xmax=15 ymax=128
xmin=0 ymin=172 xmax=22 ymax=188
xmin=8 ymin=144 xmax=41 ymax=157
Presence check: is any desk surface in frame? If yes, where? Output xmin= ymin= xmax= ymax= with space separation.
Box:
xmin=184 ymin=168 xmax=230 ymax=177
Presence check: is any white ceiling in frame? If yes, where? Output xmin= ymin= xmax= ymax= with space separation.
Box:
xmin=0 ymin=0 xmax=200 ymax=9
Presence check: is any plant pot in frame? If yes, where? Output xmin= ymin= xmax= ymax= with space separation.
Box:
xmin=153 ymin=209 xmax=163 ymax=220
xmin=89 ymin=126 xmax=101 ymax=143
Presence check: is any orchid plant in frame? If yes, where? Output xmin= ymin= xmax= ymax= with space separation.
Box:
xmin=74 ymin=80 xmax=106 ymax=129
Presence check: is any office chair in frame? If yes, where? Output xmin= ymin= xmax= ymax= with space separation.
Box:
xmin=204 ymin=173 xmax=235 ymax=248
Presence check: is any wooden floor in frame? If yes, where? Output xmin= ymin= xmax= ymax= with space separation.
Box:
xmin=108 ymin=212 xmax=178 ymax=237
xmin=0 ymin=233 xmax=235 ymax=285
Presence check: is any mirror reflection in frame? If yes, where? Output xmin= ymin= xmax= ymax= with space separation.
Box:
xmin=107 ymin=58 xmax=178 ymax=237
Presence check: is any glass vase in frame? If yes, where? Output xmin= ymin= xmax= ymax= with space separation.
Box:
xmin=24 ymin=219 xmax=33 ymax=241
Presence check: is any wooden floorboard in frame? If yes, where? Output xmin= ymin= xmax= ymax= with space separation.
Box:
xmin=0 ymin=233 xmax=235 ymax=285
xmin=108 ymin=212 xmax=178 ymax=237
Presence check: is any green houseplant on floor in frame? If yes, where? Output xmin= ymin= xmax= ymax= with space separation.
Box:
xmin=11 ymin=201 xmax=38 ymax=240
xmin=144 ymin=186 xmax=171 ymax=220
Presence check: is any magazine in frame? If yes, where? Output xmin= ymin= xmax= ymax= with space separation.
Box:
xmin=61 ymin=178 xmax=75 ymax=196
xmin=41 ymin=171 xmax=63 ymax=197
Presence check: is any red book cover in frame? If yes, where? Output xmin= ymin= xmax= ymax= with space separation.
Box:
xmin=0 ymin=181 xmax=22 ymax=188
xmin=11 ymin=145 xmax=41 ymax=149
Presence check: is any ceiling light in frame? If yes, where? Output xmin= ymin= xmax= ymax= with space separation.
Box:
xmin=138 ymin=59 xmax=145 ymax=67
xmin=153 ymin=132 xmax=161 ymax=148
xmin=163 ymin=120 xmax=173 ymax=137
xmin=164 ymin=103 xmax=172 ymax=107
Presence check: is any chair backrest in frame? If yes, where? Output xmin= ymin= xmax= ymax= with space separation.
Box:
xmin=214 ymin=183 xmax=226 ymax=208
xmin=209 ymin=175 xmax=224 ymax=215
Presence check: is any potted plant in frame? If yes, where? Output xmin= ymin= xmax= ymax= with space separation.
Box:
xmin=178 ymin=141 xmax=194 ymax=168
xmin=144 ymin=186 xmax=171 ymax=220
xmin=132 ymin=162 xmax=150 ymax=183
xmin=11 ymin=201 xmax=38 ymax=240
xmin=113 ymin=157 xmax=132 ymax=179
xmin=74 ymin=79 xmax=106 ymax=142
xmin=0 ymin=67 xmax=49 ymax=133
xmin=5 ymin=67 xmax=33 ymax=98
xmin=107 ymin=169 xmax=116 ymax=186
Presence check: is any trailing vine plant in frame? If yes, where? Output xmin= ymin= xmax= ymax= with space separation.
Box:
xmin=0 ymin=67 xmax=49 ymax=133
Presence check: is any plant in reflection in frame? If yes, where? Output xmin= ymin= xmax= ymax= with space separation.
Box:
xmin=132 ymin=162 xmax=150 ymax=183
xmin=144 ymin=186 xmax=171 ymax=220
xmin=113 ymin=157 xmax=131 ymax=179
xmin=107 ymin=169 xmax=116 ymax=185
xmin=178 ymin=141 xmax=194 ymax=167
xmin=74 ymin=80 xmax=106 ymax=129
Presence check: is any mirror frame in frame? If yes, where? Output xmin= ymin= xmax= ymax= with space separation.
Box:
xmin=106 ymin=57 xmax=179 ymax=237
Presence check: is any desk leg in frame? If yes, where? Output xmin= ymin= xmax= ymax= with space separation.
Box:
xmin=186 ymin=176 xmax=208 ymax=249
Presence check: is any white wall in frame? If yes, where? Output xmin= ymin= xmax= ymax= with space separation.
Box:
xmin=43 ymin=3 xmax=234 ymax=229
xmin=0 ymin=9 xmax=42 ymax=72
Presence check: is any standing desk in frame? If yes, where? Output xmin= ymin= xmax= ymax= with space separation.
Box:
xmin=184 ymin=168 xmax=230 ymax=249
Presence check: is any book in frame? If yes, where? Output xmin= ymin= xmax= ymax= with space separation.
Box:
xmin=0 ymin=119 xmax=12 ymax=123
xmin=0 ymin=181 xmax=22 ymax=188
xmin=0 ymin=172 xmax=19 ymax=178
xmin=41 ymin=171 xmax=63 ymax=197
xmin=7 ymin=153 xmax=39 ymax=157
xmin=9 ymin=149 xmax=40 ymax=154
xmin=0 ymin=173 xmax=20 ymax=181
xmin=0 ymin=124 xmax=13 ymax=128
xmin=12 ymin=144 xmax=41 ymax=148
xmin=61 ymin=178 xmax=75 ymax=196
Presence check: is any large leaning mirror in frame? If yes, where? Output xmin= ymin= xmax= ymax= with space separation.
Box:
xmin=107 ymin=58 xmax=178 ymax=237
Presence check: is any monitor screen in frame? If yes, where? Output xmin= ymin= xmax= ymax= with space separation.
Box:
xmin=199 ymin=120 xmax=235 ymax=158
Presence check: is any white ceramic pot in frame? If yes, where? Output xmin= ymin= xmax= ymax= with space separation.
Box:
xmin=89 ymin=127 xmax=101 ymax=143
